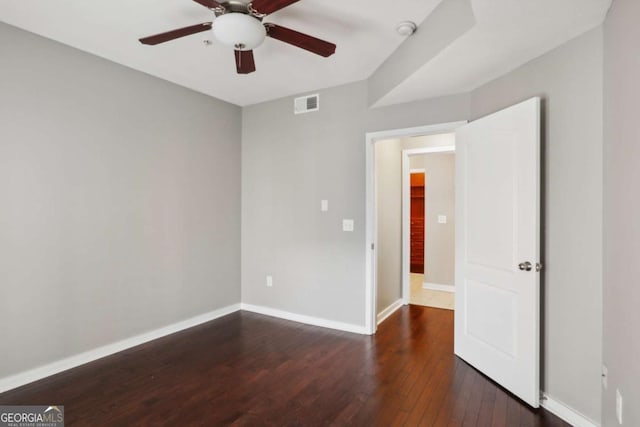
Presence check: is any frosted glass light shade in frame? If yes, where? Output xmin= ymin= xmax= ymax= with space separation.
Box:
xmin=213 ymin=13 xmax=267 ymax=50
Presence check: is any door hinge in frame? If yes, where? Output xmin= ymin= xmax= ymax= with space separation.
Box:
xmin=371 ymin=243 xmax=375 ymax=250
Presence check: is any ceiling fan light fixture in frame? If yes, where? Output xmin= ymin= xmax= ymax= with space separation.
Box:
xmin=139 ymin=0 xmax=337 ymax=74
xmin=213 ymin=13 xmax=267 ymax=50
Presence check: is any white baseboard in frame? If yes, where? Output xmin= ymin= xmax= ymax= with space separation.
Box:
xmin=541 ymin=393 xmax=600 ymax=427
xmin=240 ymin=303 xmax=368 ymax=335
xmin=422 ymin=282 xmax=456 ymax=293
xmin=0 ymin=303 xmax=241 ymax=394
xmin=377 ymin=299 xmax=404 ymax=325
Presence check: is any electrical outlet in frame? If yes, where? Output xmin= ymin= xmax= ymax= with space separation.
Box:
xmin=266 ymin=275 xmax=273 ymax=287
xmin=616 ymin=389 xmax=623 ymax=424
xmin=342 ymin=219 xmax=354 ymax=232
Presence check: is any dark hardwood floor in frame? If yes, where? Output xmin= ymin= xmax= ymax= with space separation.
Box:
xmin=0 ymin=306 xmax=568 ymax=426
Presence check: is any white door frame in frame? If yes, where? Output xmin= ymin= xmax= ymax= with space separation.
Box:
xmin=401 ymin=146 xmax=456 ymax=305
xmin=365 ymin=121 xmax=466 ymax=334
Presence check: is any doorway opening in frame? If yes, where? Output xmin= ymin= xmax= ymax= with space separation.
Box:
xmin=406 ymin=148 xmax=456 ymax=311
xmin=365 ymin=99 xmax=542 ymax=408
xmin=365 ymin=122 xmax=465 ymax=334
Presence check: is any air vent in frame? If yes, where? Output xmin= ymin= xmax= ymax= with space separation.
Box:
xmin=294 ymin=94 xmax=320 ymax=115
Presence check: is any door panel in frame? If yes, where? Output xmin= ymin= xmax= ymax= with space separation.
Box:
xmin=454 ymin=97 xmax=541 ymax=407
xmin=466 ymin=132 xmax=516 ymax=271
xmin=465 ymin=279 xmax=517 ymax=357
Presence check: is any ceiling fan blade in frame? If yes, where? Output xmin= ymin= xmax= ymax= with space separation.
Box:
xmin=265 ymin=24 xmax=336 ymax=57
xmin=250 ymin=0 xmax=300 ymax=15
xmin=192 ymin=0 xmax=223 ymax=9
xmin=139 ymin=23 xmax=213 ymax=45
xmin=235 ymin=50 xmax=256 ymax=74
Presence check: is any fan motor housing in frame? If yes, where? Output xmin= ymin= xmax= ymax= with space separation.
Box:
xmin=216 ymin=1 xmax=261 ymax=18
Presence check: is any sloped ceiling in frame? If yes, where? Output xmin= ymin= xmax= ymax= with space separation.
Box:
xmin=0 ymin=0 xmax=611 ymax=107
xmin=373 ymin=0 xmax=611 ymax=107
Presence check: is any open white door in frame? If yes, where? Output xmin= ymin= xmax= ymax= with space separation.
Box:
xmin=454 ymin=98 xmax=541 ymax=407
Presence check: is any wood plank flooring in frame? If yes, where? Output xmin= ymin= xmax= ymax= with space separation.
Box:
xmin=0 ymin=306 xmax=568 ymax=426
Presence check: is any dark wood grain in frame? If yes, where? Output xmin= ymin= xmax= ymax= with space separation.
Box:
xmin=251 ymin=0 xmax=301 ymax=15
xmin=139 ymin=22 xmax=213 ymax=46
xmin=411 ymin=176 xmax=425 ymax=274
xmin=265 ymin=24 xmax=336 ymax=57
xmin=0 ymin=306 xmax=569 ymax=426
xmin=235 ymin=50 xmax=256 ymax=74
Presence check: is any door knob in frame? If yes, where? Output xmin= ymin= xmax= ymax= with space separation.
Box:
xmin=518 ymin=261 xmax=533 ymax=271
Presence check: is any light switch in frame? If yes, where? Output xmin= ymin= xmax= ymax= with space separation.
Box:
xmin=266 ymin=275 xmax=273 ymax=287
xmin=342 ymin=219 xmax=354 ymax=232
xmin=321 ymin=200 xmax=329 ymax=212
xmin=438 ymin=215 xmax=447 ymax=224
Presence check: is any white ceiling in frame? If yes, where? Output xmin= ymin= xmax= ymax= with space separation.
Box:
xmin=376 ymin=0 xmax=612 ymax=106
xmin=0 ymin=0 xmax=611 ymax=107
xmin=0 ymin=0 xmax=441 ymax=106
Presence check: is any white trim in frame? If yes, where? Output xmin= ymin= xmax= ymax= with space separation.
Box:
xmin=376 ymin=299 xmax=405 ymax=325
xmin=422 ymin=282 xmax=456 ymax=293
xmin=365 ymin=121 xmax=465 ymax=334
xmin=402 ymin=145 xmax=456 ymax=305
xmin=366 ymin=122 xmax=467 ymax=141
xmin=404 ymin=146 xmax=456 ymax=156
xmin=541 ymin=394 xmax=600 ymax=427
xmin=240 ymin=303 xmax=368 ymax=335
xmin=410 ymin=168 xmax=426 ymax=173
xmin=0 ymin=303 xmax=241 ymax=394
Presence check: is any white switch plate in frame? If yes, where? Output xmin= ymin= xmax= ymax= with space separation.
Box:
xmin=342 ymin=219 xmax=354 ymax=232
xmin=266 ymin=275 xmax=273 ymax=287
xmin=616 ymin=389 xmax=623 ymax=424
xmin=438 ymin=215 xmax=447 ymax=224
xmin=321 ymin=200 xmax=329 ymax=212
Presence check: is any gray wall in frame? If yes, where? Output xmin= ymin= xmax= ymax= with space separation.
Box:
xmin=375 ymin=139 xmax=403 ymax=313
xmin=603 ymin=0 xmax=640 ymax=425
xmin=242 ymin=82 xmax=468 ymax=326
xmin=410 ymin=153 xmax=455 ymax=286
xmin=242 ymin=82 xmax=369 ymax=325
xmin=470 ymin=28 xmax=604 ymax=423
xmin=242 ymin=28 xmax=604 ymax=422
xmin=0 ymin=23 xmax=242 ymax=380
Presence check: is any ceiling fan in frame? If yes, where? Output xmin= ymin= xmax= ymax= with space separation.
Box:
xmin=139 ymin=0 xmax=337 ymax=74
